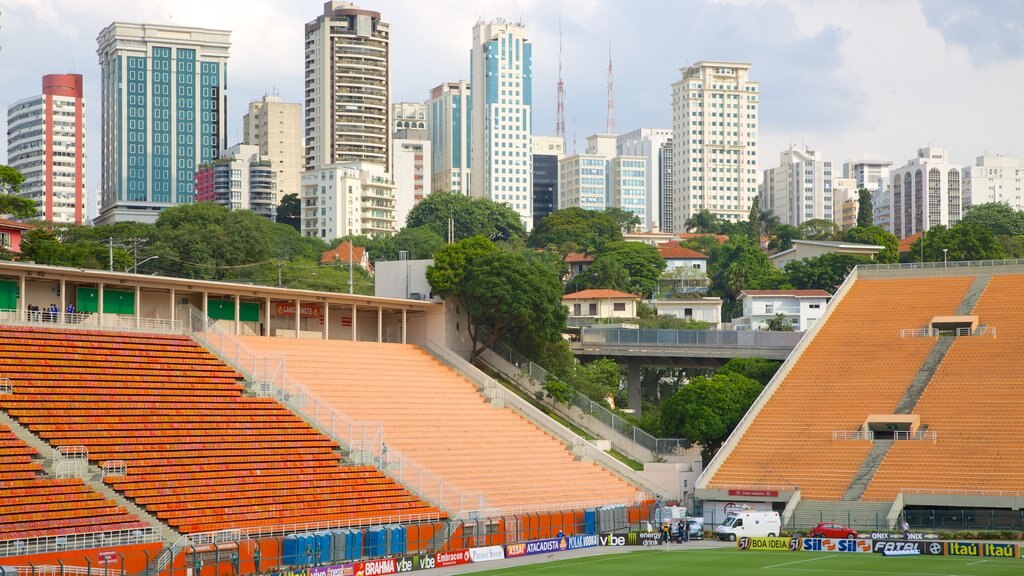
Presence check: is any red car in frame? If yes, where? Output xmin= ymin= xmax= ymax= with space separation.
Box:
xmin=809 ymin=522 xmax=858 ymax=539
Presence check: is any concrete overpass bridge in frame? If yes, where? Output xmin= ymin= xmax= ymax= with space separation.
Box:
xmin=570 ymin=328 xmax=803 ymax=414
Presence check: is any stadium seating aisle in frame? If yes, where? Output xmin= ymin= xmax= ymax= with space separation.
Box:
xmin=0 ymin=326 xmax=443 ymax=534
xmin=0 ymin=423 xmax=149 ymax=539
xmin=706 ymin=277 xmax=974 ymax=500
xmin=238 ymin=336 xmax=644 ymax=512
xmin=863 ymin=275 xmax=1024 ymax=500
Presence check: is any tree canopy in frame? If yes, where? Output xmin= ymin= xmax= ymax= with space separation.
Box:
xmin=604 ymin=207 xmax=642 ymax=233
xmin=798 ymin=218 xmax=841 ymax=241
xmin=527 ymin=207 xmax=622 ymax=252
xmin=857 ymin=189 xmax=873 ymax=227
xmin=406 ymin=191 xmax=525 ymax=243
xmin=683 ymin=209 xmax=720 ymax=233
xmin=959 ymin=202 xmax=1024 ymax=238
xmin=908 ymin=222 xmax=1007 ymax=262
xmin=767 ymin=224 xmax=802 ymax=253
xmin=784 ymin=253 xmax=870 ymax=293
xmin=843 ymin=225 xmax=899 ymax=263
xmin=718 ymin=357 xmax=782 ymax=386
xmin=660 ymin=371 xmax=764 ymax=462
xmin=576 ymin=241 xmax=665 ymax=297
xmin=712 ymin=237 xmax=786 ymax=298
xmin=276 ymin=193 xmax=300 ymax=232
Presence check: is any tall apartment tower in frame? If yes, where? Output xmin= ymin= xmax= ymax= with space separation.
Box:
xmin=889 ymin=146 xmax=962 ymax=238
xmin=617 ymin=128 xmax=672 ymax=232
xmin=843 ymin=159 xmax=892 ymax=192
xmin=428 ymin=81 xmax=472 ymax=194
xmin=304 ymin=2 xmax=391 ymax=172
xmin=559 ymin=134 xmax=647 ymax=225
xmin=761 ymin=145 xmax=834 ymax=227
xmin=470 ymin=20 xmax=534 ymax=229
xmin=962 ymin=155 xmax=1024 ymax=211
xmin=671 ymin=61 xmax=759 ymax=228
xmin=531 ymin=135 xmax=564 ymax=225
xmin=95 ymin=23 xmax=230 ymax=224
xmin=243 ymin=95 xmax=303 ymax=205
xmin=6 ymin=74 xmax=86 ymax=224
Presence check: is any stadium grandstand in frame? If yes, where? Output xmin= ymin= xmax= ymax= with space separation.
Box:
xmin=697 ymin=262 xmax=1024 ymax=532
xmin=0 ymin=261 xmax=653 ymax=575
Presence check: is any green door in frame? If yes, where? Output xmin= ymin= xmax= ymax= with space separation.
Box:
xmin=103 ymin=289 xmax=135 ymax=315
xmin=77 ymin=287 xmax=99 ymax=313
xmin=0 ymin=281 xmax=17 ymax=311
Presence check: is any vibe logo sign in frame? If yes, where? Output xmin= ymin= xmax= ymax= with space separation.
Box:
xmin=598 ymin=533 xmax=626 ymax=547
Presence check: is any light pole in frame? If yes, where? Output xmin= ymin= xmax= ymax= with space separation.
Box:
xmin=943 ymin=248 xmax=948 ymax=268
xmin=131 ymin=256 xmax=159 ymax=274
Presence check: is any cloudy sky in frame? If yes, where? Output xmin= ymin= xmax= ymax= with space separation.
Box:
xmin=3 ymin=0 xmax=1024 ymax=207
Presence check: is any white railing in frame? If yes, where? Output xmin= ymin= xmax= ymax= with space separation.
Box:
xmin=421 ymin=339 xmax=661 ymax=497
xmin=894 ymin=430 xmax=937 ymax=441
xmin=101 ymin=460 xmax=127 ymax=478
xmin=185 ymin=307 xmax=488 ymax=521
xmin=900 ymin=326 xmax=997 ymax=337
xmin=0 ymin=376 xmax=11 ymax=395
xmin=902 ymin=488 xmax=1024 ymax=497
xmin=489 ymin=340 xmax=689 ymax=455
xmin=12 ymin=566 xmax=110 ymax=576
xmin=0 ymin=309 xmax=183 ymax=335
xmin=861 ymin=258 xmax=1024 ymax=271
xmin=0 ymin=528 xmax=158 ymax=559
xmin=832 ymin=430 xmax=873 ymax=441
xmin=228 ymin=511 xmax=447 ymax=542
xmin=53 ymin=446 xmax=89 ymax=479
xmin=154 ymin=529 xmax=240 ymax=573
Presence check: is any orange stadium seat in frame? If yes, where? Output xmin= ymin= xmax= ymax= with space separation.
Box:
xmin=0 ymin=326 xmax=442 ymax=535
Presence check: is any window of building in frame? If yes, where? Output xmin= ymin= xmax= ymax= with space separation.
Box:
xmin=765 ymin=304 xmax=774 ymax=314
xmin=588 ymin=303 xmax=598 ymax=316
xmin=613 ymin=302 xmax=626 ymax=312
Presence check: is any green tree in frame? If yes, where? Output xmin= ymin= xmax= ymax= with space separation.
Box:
xmin=603 ymin=207 xmax=642 ymax=233
xmin=276 ymin=193 xmax=301 ymax=232
xmin=765 ymin=313 xmax=795 ymax=332
xmin=527 ymin=207 xmax=622 ymax=252
xmin=571 ymin=257 xmax=630 ymax=294
xmin=748 ymin=196 xmax=762 ymax=239
xmin=683 ymin=209 xmax=720 ymax=233
xmin=712 ymin=237 xmax=786 ymax=298
xmin=563 ymin=358 xmax=622 ymax=405
xmin=758 ymin=209 xmax=781 ymax=238
xmin=0 ymin=165 xmax=36 ymax=219
xmin=909 ymin=222 xmax=1008 ymax=262
xmin=784 ymin=253 xmax=870 ymax=293
xmin=798 ymin=218 xmax=841 ymax=241
xmin=20 ymin=227 xmax=132 ymax=270
xmin=578 ymin=241 xmax=666 ymax=297
xmin=406 ymin=191 xmax=525 ymax=242
xmin=426 ymin=235 xmax=498 ymax=297
xmin=857 ymin=189 xmax=873 ymax=227
xmin=660 ymin=372 xmax=764 ymax=462
xmin=262 ymin=260 xmax=373 ymax=294
xmin=843 ymin=225 xmax=899 ymax=263
xmin=0 ymin=165 xmax=26 ymax=195
xmin=959 ymin=202 xmax=1024 ymax=237
xmin=459 ymin=249 xmax=567 ymax=360
xmin=718 ymin=357 xmax=782 ymax=386
xmin=767 ymin=224 xmax=802 ymax=253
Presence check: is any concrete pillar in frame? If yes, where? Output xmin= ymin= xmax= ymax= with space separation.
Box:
xmin=294 ymin=299 xmax=301 ymax=337
xmin=170 ymin=288 xmax=176 ymax=325
xmin=352 ymin=304 xmax=358 ymax=342
xmin=627 ymin=362 xmax=643 ymax=417
xmin=59 ymin=279 xmax=66 ymax=324
xmin=19 ymin=274 xmax=26 ymax=318
xmin=402 ymin=308 xmax=407 ymax=344
xmin=98 ymin=283 xmax=105 ymax=327
xmin=323 ymin=302 xmax=330 ymax=340
xmin=202 ymin=291 xmax=208 ymax=316
xmin=234 ymin=294 xmax=241 ymax=336
xmin=135 ymin=285 xmax=141 ymax=329
xmin=264 ymin=296 xmax=271 ymax=337
xmin=377 ymin=306 xmax=382 ymax=343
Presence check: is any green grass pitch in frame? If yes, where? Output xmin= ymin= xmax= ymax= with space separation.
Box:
xmin=465 ymin=547 xmax=1024 ymax=575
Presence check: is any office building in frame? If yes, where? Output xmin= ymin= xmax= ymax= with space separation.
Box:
xmin=531 ymin=135 xmax=564 ymax=225
xmin=559 ymin=134 xmax=647 ymax=225
xmin=301 ymin=162 xmax=396 ymax=239
xmin=6 ymin=74 xmax=86 ymax=223
xmin=304 ymin=2 xmax=391 ymax=172
xmin=834 ymin=177 xmax=858 ymax=230
xmin=843 ymin=159 xmax=892 ymax=192
xmin=242 ymin=95 xmax=303 ymax=205
xmin=761 ymin=145 xmax=834 ymax=226
xmin=96 ymin=23 xmax=230 ymax=224
xmin=671 ymin=61 xmax=759 ymax=227
xmin=889 ymin=146 xmax=962 ymax=238
xmin=962 ymin=155 xmax=1024 ymax=210
xmin=470 ymin=20 xmax=533 ymax=228
xmin=872 ymin=185 xmax=893 ymax=234
xmin=618 ymin=128 xmax=672 ymax=231
xmin=194 ymin=144 xmax=276 ymax=219
xmin=392 ymin=102 xmax=426 ymax=140
xmin=391 ymin=138 xmax=430 ymax=227
xmin=428 ymin=81 xmax=471 ymax=194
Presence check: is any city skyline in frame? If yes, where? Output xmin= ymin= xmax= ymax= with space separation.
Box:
xmin=3 ymin=0 xmax=1024 ymax=221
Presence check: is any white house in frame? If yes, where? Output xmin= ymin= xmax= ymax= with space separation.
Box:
xmin=563 ymin=289 xmax=638 ymax=322
xmin=657 ymin=242 xmax=710 ymax=295
xmin=769 ymin=240 xmax=883 ymax=269
xmin=650 ymin=297 xmax=722 ymax=328
xmin=734 ymin=289 xmax=832 ymax=331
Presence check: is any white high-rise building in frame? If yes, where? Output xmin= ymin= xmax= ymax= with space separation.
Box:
xmin=872 ymin=185 xmax=893 ymax=234
xmin=391 ymin=138 xmax=431 ymax=227
xmin=889 ymin=147 xmax=963 ymax=238
xmin=96 ymin=23 xmax=230 ymax=224
xmin=6 ymin=74 xmax=86 ymax=224
xmin=834 ymin=177 xmax=859 ymax=230
xmin=761 ymin=145 xmax=835 ymax=226
xmin=962 ymin=155 xmax=1024 ymax=211
xmin=427 ymin=81 xmax=471 ymax=195
xmin=843 ymin=159 xmax=892 ymax=192
xmin=671 ymin=61 xmax=759 ymax=228
xmin=195 ymin=144 xmax=276 ymax=220
xmin=304 ymin=2 xmax=391 ymax=172
xmin=559 ymin=134 xmax=646 ymax=225
xmin=243 ymin=95 xmax=303 ymax=205
xmin=618 ymin=128 xmax=672 ymax=232
xmin=470 ymin=20 xmax=533 ymax=229
xmin=301 ymin=162 xmax=396 ymax=239
xmin=392 ymin=102 xmax=426 ymax=140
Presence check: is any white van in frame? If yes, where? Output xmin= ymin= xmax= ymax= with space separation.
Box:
xmin=714 ymin=510 xmax=782 ymax=541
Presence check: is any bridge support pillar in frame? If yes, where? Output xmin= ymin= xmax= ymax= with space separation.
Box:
xmin=627 ymin=362 xmax=643 ymax=416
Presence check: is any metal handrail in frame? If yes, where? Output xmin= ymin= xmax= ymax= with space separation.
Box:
xmin=901 ymin=488 xmax=1024 ymax=497
xmin=900 ymin=326 xmax=997 ymax=337
xmin=0 ymin=309 xmax=183 ymax=334
xmin=0 ymin=376 xmax=11 ymax=395
xmin=860 ymin=258 xmax=1024 ymax=270
xmin=0 ymin=528 xmax=158 ymax=559
xmin=576 ymin=327 xmax=804 ymax=348
xmin=832 ymin=430 xmax=873 ymax=441
xmin=489 ymin=340 xmax=688 ymax=455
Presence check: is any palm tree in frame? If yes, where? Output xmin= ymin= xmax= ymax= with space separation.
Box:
xmin=758 ymin=209 xmax=781 ymax=238
xmin=684 ymin=209 xmax=720 ymax=233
